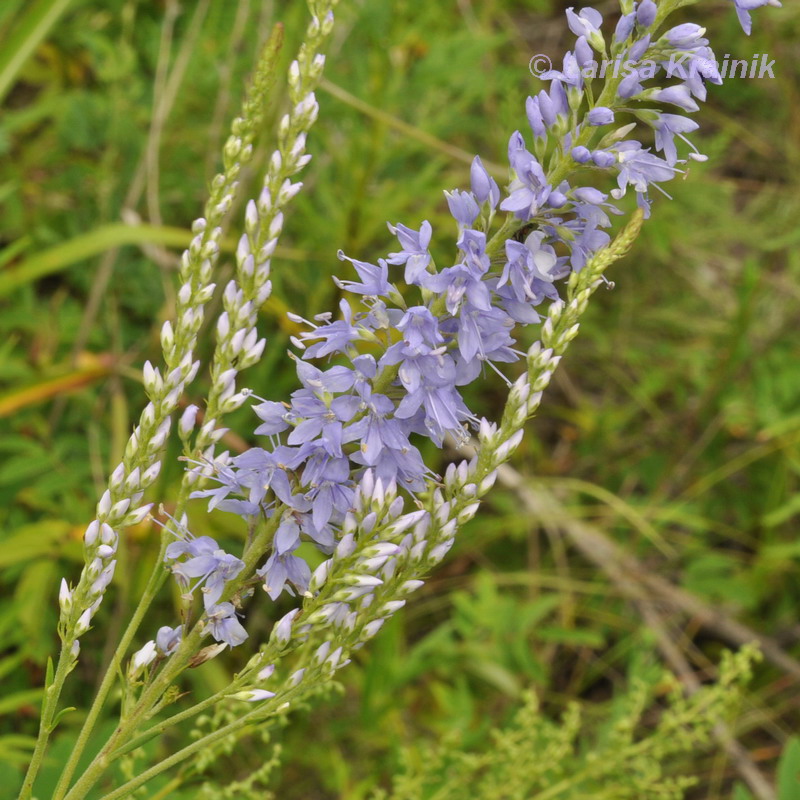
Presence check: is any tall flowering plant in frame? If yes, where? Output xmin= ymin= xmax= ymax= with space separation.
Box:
xmin=19 ymin=0 xmax=780 ymax=797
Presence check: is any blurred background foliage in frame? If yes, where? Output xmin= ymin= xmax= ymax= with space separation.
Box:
xmin=1 ymin=0 xmax=799 ymax=797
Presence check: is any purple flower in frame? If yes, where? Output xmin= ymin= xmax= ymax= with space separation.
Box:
xmin=470 ymin=156 xmax=500 ymax=207
xmin=156 ymin=625 xmax=182 ymax=655
xmin=499 ymin=234 xmax=559 ymax=304
xmin=540 ymin=52 xmax=584 ymax=89
xmin=572 ymin=146 xmax=592 ymax=164
xmin=526 ymin=96 xmax=547 ymax=140
xmin=566 ymin=6 xmax=604 ymax=49
xmin=345 ymin=393 xmax=411 ymax=466
xmin=663 ymin=23 xmax=708 ymax=49
xmin=298 ymin=299 xmax=362 ymax=358
xmin=501 ymin=142 xmax=552 ymax=220
xmin=257 ymin=544 xmax=312 ymax=600
xmin=286 ymin=390 xmax=360 ymax=457
xmin=628 ymin=35 xmax=651 ymax=62
xmin=445 ymin=189 xmax=480 ymax=229
xmin=731 ymin=0 xmax=780 ymax=35
xmin=636 ymin=0 xmax=657 ymax=28
xmin=394 ymin=306 xmax=444 ymax=354
xmin=205 ymin=602 xmax=248 ymax=647
xmin=253 ymin=400 xmax=290 ymax=436
xmin=592 ymin=150 xmax=616 ymax=168
xmin=574 ymin=36 xmax=594 ymax=68
xmin=334 ymin=251 xmax=391 ymax=296
xmin=615 ymin=12 xmax=636 ymax=43
xmin=610 ymin=141 xmax=681 ymax=216
xmin=587 ymin=106 xmax=615 ymax=126
xmin=650 ymin=113 xmax=702 ymax=165
xmin=298 ymin=450 xmax=354 ymax=532
xmin=165 ymin=531 xmax=245 ymax=610
xmin=651 ymin=85 xmax=700 ymax=113
xmin=233 ymin=445 xmax=310 ymax=511
xmin=386 ymin=220 xmax=433 ymax=285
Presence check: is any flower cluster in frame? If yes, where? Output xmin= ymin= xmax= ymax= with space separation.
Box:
xmin=158 ymin=0 xmax=779 ymax=653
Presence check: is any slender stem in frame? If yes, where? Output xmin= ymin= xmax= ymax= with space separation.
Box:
xmin=96 ymin=707 xmax=266 ymax=800
xmin=51 ymin=541 xmax=170 ymax=800
xmin=108 ymin=684 xmax=234 ymax=761
xmin=63 ymin=512 xmax=280 ymax=800
xmin=18 ymin=640 xmax=74 ymax=799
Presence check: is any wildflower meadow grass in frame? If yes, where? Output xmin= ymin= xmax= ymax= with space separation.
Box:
xmin=1 ymin=0 xmax=799 ymax=798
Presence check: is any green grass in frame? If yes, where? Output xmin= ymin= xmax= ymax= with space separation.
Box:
xmin=1 ymin=0 xmax=799 ymax=797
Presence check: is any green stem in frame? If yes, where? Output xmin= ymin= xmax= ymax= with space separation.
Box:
xmin=62 ymin=512 xmax=280 ymax=800
xmin=96 ymin=706 xmax=266 ymax=800
xmin=51 ymin=539 xmax=171 ymax=800
xmin=108 ymin=683 xmax=235 ymax=761
xmin=18 ymin=639 xmax=74 ymax=799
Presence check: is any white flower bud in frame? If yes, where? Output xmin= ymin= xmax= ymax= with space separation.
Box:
xmin=160 ymin=320 xmax=174 ymax=353
xmin=128 ymin=640 xmax=157 ymax=679
xmin=309 ymin=559 xmax=331 ymax=592
xmin=84 ymin=519 xmax=100 ymax=547
xmin=380 ymin=600 xmax=406 ymax=615
xmin=361 ymin=619 xmax=385 ymax=639
xmin=97 ymin=491 xmax=112 ymax=518
xmin=325 ymin=646 xmax=343 ymax=670
xmin=123 ymin=467 xmax=141 ymax=493
xmin=270 ymin=608 xmax=299 ymax=646
xmin=142 ymin=361 xmax=158 ymax=394
xmin=230 ymin=689 xmax=275 ymax=702
xmin=313 ymin=641 xmax=331 ymax=664
xmin=268 ymin=212 xmax=284 ymax=240
xmin=59 ymin=578 xmax=72 ymax=612
xmin=109 ymin=498 xmax=131 ymax=519
xmin=123 ymin=503 xmax=153 ymax=526
xmin=75 ymin=609 xmax=93 ymax=636
xmin=179 ymin=405 xmax=199 ymax=438
xmin=257 ymin=664 xmax=275 ymax=681
xmin=109 ymin=462 xmax=125 ymax=490
xmin=478 ymin=470 xmax=498 ymax=495
xmin=335 ymin=533 xmax=356 ymax=559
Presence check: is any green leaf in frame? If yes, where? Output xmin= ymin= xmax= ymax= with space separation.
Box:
xmin=732 ymin=784 xmax=754 ymax=800
xmin=0 ymin=521 xmax=71 ymax=568
xmin=49 ymin=706 xmax=76 ymax=731
xmin=778 ymin=737 xmax=800 ymax=800
xmin=0 ymin=0 xmax=75 ymax=104
xmin=0 ymin=688 xmax=44 ymax=715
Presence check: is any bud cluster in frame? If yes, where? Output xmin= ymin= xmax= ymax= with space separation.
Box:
xmin=187 ymin=2 xmax=339 ymax=480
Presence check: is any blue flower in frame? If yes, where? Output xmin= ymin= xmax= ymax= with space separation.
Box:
xmin=650 ymin=113 xmax=702 ymax=165
xmin=470 ymin=156 xmax=500 ymax=208
xmin=566 ymin=6 xmax=604 ymax=50
xmin=610 ymin=141 xmax=682 ymax=215
xmin=501 ymin=138 xmax=552 ymax=220
xmin=731 ymin=0 xmax=780 ymax=35
xmin=286 ymin=391 xmax=360 ymax=457
xmin=386 ymin=221 xmax=433 ymax=285
xmin=165 ymin=532 xmax=245 ymax=611
xmin=205 ymin=602 xmax=248 ymax=647
xmin=445 ymin=189 xmax=480 ymax=229
xmin=156 ymin=625 xmax=182 ymax=655
xmin=636 ymin=0 xmax=657 ymax=28
xmin=257 ymin=521 xmax=312 ymax=600
xmin=334 ymin=251 xmax=392 ymax=297
xmin=298 ymin=299 xmax=362 ymax=358
xmin=587 ymin=106 xmax=615 ymax=126
xmin=499 ymin=234 xmax=559 ymax=304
